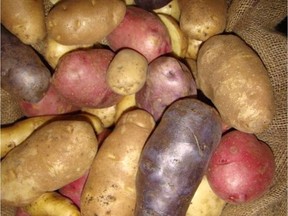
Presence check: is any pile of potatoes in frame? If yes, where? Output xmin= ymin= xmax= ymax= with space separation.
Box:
xmin=1 ymin=0 xmax=277 ymax=216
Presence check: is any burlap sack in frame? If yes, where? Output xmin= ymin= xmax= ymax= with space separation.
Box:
xmin=1 ymin=0 xmax=287 ymax=215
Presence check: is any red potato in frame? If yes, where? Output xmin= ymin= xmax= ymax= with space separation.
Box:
xmin=136 ymin=56 xmax=197 ymax=121
xmin=106 ymin=6 xmax=172 ymax=62
xmin=18 ymin=84 xmax=79 ymax=117
xmin=207 ymin=130 xmax=276 ymax=204
xmin=52 ymin=48 xmax=123 ymax=108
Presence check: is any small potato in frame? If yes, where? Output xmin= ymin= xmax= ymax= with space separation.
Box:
xmin=1 ymin=0 xmax=46 ymax=45
xmin=46 ymin=0 xmax=126 ymax=45
xmin=154 ymin=0 xmax=181 ymax=21
xmin=1 ymin=120 xmax=98 ymax=206
xmin=185 ymin=37 xmax=203 ymax=60
xmin=179 ymin=0 xmax=227 ymax=41
xmin=107 ymin=49 xmax=148 ymax=95
xmin=197 ymin=34 xmax=275 ymax=133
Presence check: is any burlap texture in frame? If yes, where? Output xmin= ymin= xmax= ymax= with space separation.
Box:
xmin=1 ymin=0 xmax=287 ymax=215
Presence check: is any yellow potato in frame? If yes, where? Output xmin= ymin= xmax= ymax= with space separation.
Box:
xmin=1 ymin=0 xmax=47 ymax=45
xmin=107 ymin=49 xmax=148 ymax=95
xmin=1 ymin=120 xmax=98 ymax=206
xmin=186 ymin=176 xmax=226 ymax=216
xmin=114 ymin=94 xmax=136 ymax=122
xmin=81 ymin=109 xmax=155 ymax=216
xmin=185 ymin=37 xmax=203 ymax=60
xmin=46 ymin=0 xmax=126 ymax=45
xmin=179 ymin=0 xmax=227 ymax=41
xmin=154 ymin=0 xmax=181 ymax=21
xmin=24 ymin=192 xmax=80 ymax=216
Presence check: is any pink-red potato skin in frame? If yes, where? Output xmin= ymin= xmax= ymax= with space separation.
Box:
xmin=106 ymin=6 xmax=172 ymax=62
xmin=52 ymin=49 xmax=122 ymax=108
xmin=207 ymin=130 xmax=276 ymax=204
xmin=18 ymin=84 xmax=79 ymax=117
xmin=136 ymin=56 xmax=197 ymax=121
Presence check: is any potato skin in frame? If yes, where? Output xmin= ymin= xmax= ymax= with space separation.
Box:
xmin=179 ymin=0 xmax=227 ymax=41
xmin=46 ymin=0 xmax=126 ymax=45
xmin=81 ymin=109 xmax=155 ymax=216
xmin=1 ymin=120 xmax=98 ymax=206
xmin=1 ymin=0 xmax=46 ymax=45
xmin=1 ymin=26 xmax=51 ymax=103
xmin=197 ymin=34 xmax=275 ymax=133
xmin=135 ymin=98 xmax=222 ymax=216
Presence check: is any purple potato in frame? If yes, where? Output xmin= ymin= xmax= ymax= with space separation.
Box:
xmin=1 ymin=25 xmax=51 ymax=103
xmin=135 ymin=98 xmax=222 ymax=216
xmin=136 ymin=56 xmax=197 ymax=121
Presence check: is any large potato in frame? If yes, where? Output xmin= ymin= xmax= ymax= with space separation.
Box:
xmin=46 ymin=0 xmax=126 ymax=45
xmin=179 ymin=0 xmax=227 ymax=41
xmin=1 ymin=120 xmax=98 ymax=206
xmin=81 ymin=109 xmax=155 ymax=216
xmin=107 ymin=49 xmax=148 ymax=95
xmin=1 ymin=0 xmax=46 ymax=45
xmin=197 ymin=34 xmax=275 ymax=133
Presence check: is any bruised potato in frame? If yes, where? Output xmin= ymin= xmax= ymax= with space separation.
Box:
xmin=1 ymin=120 xmax=98 ymax=206
xmin=107 ymin=49 xmax=148 ymax=95
xmin=46 ymin=0 xmax=126 ymax=45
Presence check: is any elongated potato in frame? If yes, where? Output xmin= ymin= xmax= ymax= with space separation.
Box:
xmin=46 ymin=0 xmax=126 ymax=45
xmin=107 ymin=48 xmax=148 ymax=95
xmin=23 ymin=192 xmax=80 ymax=216
xmin=1 ymin=0 xmax=46 ymax=45
xmin=179 ymin=0 xmax=227 ymax=41
xmin=135 ymin=98 xmax=222 ymax=215
xmin=81 ymin=109 xmax=155 ymax=216
xmin=1 ymin=120 xmax=98 ymax=206
xmin=197 ymin=34 xmax=275 ymax=133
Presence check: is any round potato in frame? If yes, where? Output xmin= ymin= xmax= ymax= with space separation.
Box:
xmin=107 ymin=49 xmax=148 ymax=95
xmin=46 ymin=0 xmax=126 ymax=45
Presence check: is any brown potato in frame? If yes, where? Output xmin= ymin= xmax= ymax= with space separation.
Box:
xmin=1 ymin=120 xmax=98 ymax=206
xmin=46 ymin=0 xmax=126 ymax=45
xmin=1 ymin=0 xmax=46 ymax=45
xmin=179 ymin=0 xmax=227 ymax=41
xmin=81 ymin=109 xmax=155 ymax=216
xmin=197 ymin=34 xmax=275 ymax=133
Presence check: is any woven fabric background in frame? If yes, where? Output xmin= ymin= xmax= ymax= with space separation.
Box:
xmin=1 ymin=0 xmax=287 ymax=215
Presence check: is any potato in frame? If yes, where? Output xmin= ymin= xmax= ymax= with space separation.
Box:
xmin=81 ymin=109 xmax=155 ymax=216
xmin=154 ymin=0 xmax=181 ymax=21
xmin=114 ymin=94 xmax=136 ymax=122
xmin=1 ymin=120 xmax=98 ymax=206
xmin=197 ymin=34 xmax=275 ymax=133
xmin=106 ymin=6 xmax=172 ymax=62
xmin=157 ymin=13 xmax=188 ymax=58
xmin=186 ymin=176 xmax=226 ymax=216
xmin=135 ymin=98 xmax=222 ymax=215
xmin=179 ymin=0 xmax=227 ymax=41
xmin=23 ymin=192 xmax=80 ymax=216
xmin=107 ymin=49 xmax=148 ymax=95
xmin=1 ymin=26 xmax=51 ymax=103
xmin=1 ymin=0 xmax=46 ymax=45
xmin=185 ymin=37 xmax=203 ymax=60
xmin=207 ymin=130 xmax=276 ymax=204
xmin=82 ymin=105 xmax=117 ymax=128
xmin=18 ymin=84 xmax=79 ymax=117
xmin=136 ymin=56 xmax=197 ymax=121
xmin=52 ymin=48 xmax=123 ymax=108
xmin=46 ymin=0 xmax=126 ymax=45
